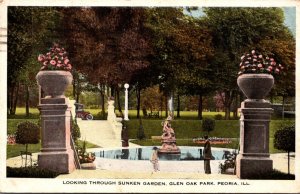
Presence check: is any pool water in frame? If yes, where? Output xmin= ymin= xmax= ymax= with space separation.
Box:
xmin=95 ymin=146 xmax=235 ymax=161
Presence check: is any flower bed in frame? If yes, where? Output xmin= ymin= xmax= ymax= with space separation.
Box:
xmin=192 ymin=137 xmax=232 ymax=144
xmin=7 ymin=134 xmax=16 ymax=145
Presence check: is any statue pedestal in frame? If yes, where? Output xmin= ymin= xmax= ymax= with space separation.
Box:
xmin=38 ymin=98 xmax=75 ymax=174
xmin=236 ymin=100 xmax=273 ymax=178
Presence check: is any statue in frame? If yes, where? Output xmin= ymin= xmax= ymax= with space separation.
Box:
xmin=158 ymin=115 xmax=180 ymax=154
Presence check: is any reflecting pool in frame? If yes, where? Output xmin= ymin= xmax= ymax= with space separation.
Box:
xmin=95 ymin=146 xmax=235 ymax=161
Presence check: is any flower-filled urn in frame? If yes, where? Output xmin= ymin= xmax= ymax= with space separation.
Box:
xmin=36 ymin=43 xmax=73 ymax=98
xmin=237 ymin=50 xmax=283 ymax=100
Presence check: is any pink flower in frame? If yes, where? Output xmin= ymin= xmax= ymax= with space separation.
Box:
xmin=57 ymin=63 xmax=62 ymax=67
xmin=275 ymin=68 xmax=280 ymax=73
xmin=251 ymin=50 xmax=255 ymax=54
xmin=58 ymin=60 xmax=62 ymax=64
xmin=253 ymin=58 xmax=257 ymax=62
xmin=38 ymin=54 xmax=44 ymax=62
xmin=245 ymin=61 xmax=249 ymax=64
xmin=43 ymin=61 xmax=48 ymax=66
xmin=50 ymin=60 xmax=56 ymax=65
xmin=270 ymin=58 xmax=274 ymax=61
xmin=258 ymin=64 xmax=263 ymax=68
xmin=241 ymin=56 xmax=245 ymax=60
xmin=258 ymin=55 xmax=263 ymax=58
xmin=64 ymin=59 xmax=70 ymax=64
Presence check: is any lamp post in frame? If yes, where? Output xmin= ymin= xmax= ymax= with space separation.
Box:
xmin=124 ymin=83 xmax=129 ymax=120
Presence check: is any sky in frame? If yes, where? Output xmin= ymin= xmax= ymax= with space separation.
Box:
xmin=184 ymin=7 xmax=296 ymax=37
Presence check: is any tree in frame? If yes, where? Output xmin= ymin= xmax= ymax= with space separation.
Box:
xmin=8 ymin=7 xmax=60 ymax=115
xmin=202 ymin=118 xmax=215 ymax=135
xmin=145 ymin=8 xmax=214 ymax=118
xmin=61 ymin=7 xmax=152 ymax=114
xmin=203 ymin=7 xmax=294 ymax=119
xmin=274 ymin=125 xmax=295 ymax=175
xmin=15 ymin=121 xmax=40 ymax=167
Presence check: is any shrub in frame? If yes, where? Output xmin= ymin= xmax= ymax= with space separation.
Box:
xmin=7 ymin=167 xmax=59 ymax=178
xmin=15 ymin=121 xmax=40 ymax=167
xmin=274 ymin=125 xmax=295 ymax=174
xmin=96 ymin=111 xmax=108 ymax=120
xmin=71 ymin=118 xmax=81 ymax=142
xmin=214 ymin=114 xmax=223 ymax=120
xmin=16 ymin=121 xmax=40 ymax=145
xmin=246 ymin=169 xmax=295 ymax=180
xmin=78 ymin=141 xmax=95 ymax=164
xmin=202 ymin=118 xmax=215 ymax=134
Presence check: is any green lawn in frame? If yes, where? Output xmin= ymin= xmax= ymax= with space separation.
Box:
xmin=7 ymin=107 xmax=295 ymax=157
xmin=126 ymin=119 xmax=295 ymax=153
xmin=7 ymin=140 xmax=99 ymax=159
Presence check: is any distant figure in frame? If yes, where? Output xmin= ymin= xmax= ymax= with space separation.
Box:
xmin=150 ymin=147 xmax=160 ymax=172
xmin=203 ymin=135 xmax=212 ymax=174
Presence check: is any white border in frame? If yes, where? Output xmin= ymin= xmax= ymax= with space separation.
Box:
xmin=0 ymin=0 xmax=299 ymax=193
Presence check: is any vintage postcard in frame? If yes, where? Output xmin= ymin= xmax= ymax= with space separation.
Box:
xmin=0 ymin=0 xmax=299 ymax=193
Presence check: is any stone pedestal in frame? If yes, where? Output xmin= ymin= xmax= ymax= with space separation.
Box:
xmin=38 ymin=98 xmax=75 ymax=174
xmin=236 ymin=100 xmax=273 ymax=178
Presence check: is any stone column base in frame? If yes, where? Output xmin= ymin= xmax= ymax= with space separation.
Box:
xmin=236 ymin=154 xmax=273 ymax=179
xmin=38 ymin=150 xmax=75 ymax=174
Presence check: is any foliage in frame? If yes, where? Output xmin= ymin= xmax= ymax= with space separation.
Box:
xmin=15 ymin=121 xmax=40 ymax=145
xmin=214 ymin=114 xmax=223 ymax=120
xmin=62 ymin=7 xmax=152 ymax=87
xmin=78 ymin=140 xmax=95 ymax=164
xmin=274 ymin=125 xmax=295 ymax=152
xmin=141 ymin=85 xmax=164 ymax=111
xmin=7 ymin=167 xmax=60 ymax=178
xmin=202 ymin=118 xmax=215 ymax=134
xmin=71 ymin=118 xmax=81 ymax=142
xmin=7 ymin=7 xmax=61 ymax=115
xmin=246 ymin=169 xmax=295 ymax=180
xmin=219 ymin=152 xmax=237 ymax=174
xmin=203 ymin=7 xmax=295 ymax=119
xmin=239 ymin=50 xmax=284 ymax=75
xmin=38 ymin=43 xmax=72 ymax=71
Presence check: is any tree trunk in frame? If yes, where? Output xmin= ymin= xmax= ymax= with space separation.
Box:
xmin=136 ymin=87 xmax=141 ymax=118
xmin=99 ymin=85 xmax=105 ymax=118
xmin=165 ymin=96 xmax=168 ymax=117
xmin=221 ymin=90 xmax=234 ymax=120
xmin=116 ymin=87 xmax=123 ymax=116
xmin=176 ymin=94 xmax=180 ymax=118
xmin=233 ymin=92 xmax=238 ymax=119
xmin=25 ymin=85 xmax=30 ymax=117
xmin=198 ymin=93 xmax=203 ymax=120
xmin=25 ymin=144 xmax=28 ymax=167
xmin=288 ymin=151 xmax=290 ymax=175
xmin=282 ymin=96 xmax=285 ymax=120
xmin=160 ymin=96 xmax=163 ymax=118
xmin=11 ymin=82 xmax=20 ymax=115
xmin=8 ymin=83 xmax=15 ymax=115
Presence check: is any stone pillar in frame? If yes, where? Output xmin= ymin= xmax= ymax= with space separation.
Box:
xmin=38 ymin=98 xmax=75 ymax=174
xmin=236 ymin=100 xmax=273 ymax=178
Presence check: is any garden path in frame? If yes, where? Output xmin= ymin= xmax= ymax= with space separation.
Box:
xmin=77 ymin=119 xmax=140 ymax=148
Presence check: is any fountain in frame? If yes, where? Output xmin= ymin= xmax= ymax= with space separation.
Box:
xmin=158 ymin=115 xmax=181 ymax=154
